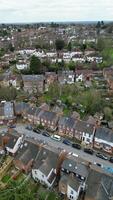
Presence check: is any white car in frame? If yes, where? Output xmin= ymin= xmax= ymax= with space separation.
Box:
xmin=68 ymin=152 xmax=78 ymax=157
xmin=51 ymin=134 xmax=61 ymax=141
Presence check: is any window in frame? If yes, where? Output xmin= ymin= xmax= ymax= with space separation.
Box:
xmin=86 ymin=138 xmax=90 ymax=142
xmin=82 ymin=137 xmax=85 ymax=141
xmin=71 ymin=190 xmax=73 ymax=195
xmin=69 ymin=195 xmax=73 ymax=199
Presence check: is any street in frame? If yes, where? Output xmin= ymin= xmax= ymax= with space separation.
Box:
xmin=0 ymin=124 xmax=113 ymax=168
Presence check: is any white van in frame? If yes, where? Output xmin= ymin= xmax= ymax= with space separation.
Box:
xmin=51 ymin=134 xmax=61 ymax=141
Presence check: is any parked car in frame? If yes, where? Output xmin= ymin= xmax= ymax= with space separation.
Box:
xmin=25 ymin=125 xmax=32 ymax=130
xmin=42 ymin=131 xmax=50 ymax=137
xmin=96 ymin=153 xmax=108 ymax=160
xmin=69 ymin=152 xmax=78 ymax=157
xmin=62 ymin=139 xmax=71 ymax=146
xmin=84 ymin=148 xmax=94 ymax=155
xmin=109 ymin=157 xmax=113 ymax=163
xmin=33 ymin=128 xmax=40 ymax=134
xmin=8 ymin=124 xmax=16 ymax=128
xmin=51 ymin=134 xmax=61 ymax=141
xmin=72 ymin=143 xmax=81 ymax=149
xmin=94 ymin=162 xmax=103 ymax=168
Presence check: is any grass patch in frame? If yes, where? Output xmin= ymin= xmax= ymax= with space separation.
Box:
xmin=38 ymin=186 xmax=49 ymax=200
xmin=47 ymin=192 xmax=56 ymax=200
xmin=2 ymin=175 xmax=10 ymax=183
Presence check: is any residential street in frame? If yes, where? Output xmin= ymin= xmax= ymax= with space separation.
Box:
xmin=0 ymin=124 xmax=112 ymax=168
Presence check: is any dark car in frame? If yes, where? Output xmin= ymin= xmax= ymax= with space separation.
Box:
xmin=62 ymin=139 xmax=71 ymax=146
xmin=25 ymin=125 xmax=32 ymax=130
xmin=42 ymin=132 xmax=50 ymax=137
xmin=33 ymin=128 xmax=40 ymax=134
xmin=109 ymin=157 xmax=113 ymax=163
xmin=72 ymin=143 xmax=81 ymax=150
xmin=96 ymin=153 xmax=108 ymax=160
xmin=84 ymin=148 xmax=94 ymax=155
xmin=8 ymin=124 xmax=16 ymax=128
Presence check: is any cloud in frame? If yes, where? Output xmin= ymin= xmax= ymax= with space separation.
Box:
xmin=0 ymin=0 xmax=112 ymax=22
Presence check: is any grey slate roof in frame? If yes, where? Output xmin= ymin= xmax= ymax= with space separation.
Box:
xmin=58 ymin=117 xmax=76 ymax=129
xmin=4 ymin=102 xmax=14 ymax=118
xmin=62 ymin=158 xmax=77 ymax=173
xmin=75 ymin=120 xmax=94 ymax=135
xmin=68 ymin=175 xmax=81 ymax=191
xmin=40 ymin=110 xmax=58 ymax=122
xmin=33 ymin=147 xmax=59 ymax=176
xmin=62 ymin=158 xmax=89 ymax=178
xmin=95 ymin=127 xmax=113 ymax=143
xmin=15 ymin=140 xmax=39 ymax=165
xmin=22 ymin=75 xmax=44 ymax=82
xmin=6 ymin=134 xmax=19 ymax=149
xmin=85 ymin=169 xmax=113 ymax=200
xmin=14 ymin=102 xmax=29 ymax=114
xmin=27 ymin=106 xmax=37 ymax=115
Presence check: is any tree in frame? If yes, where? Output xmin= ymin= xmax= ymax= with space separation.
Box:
xmin=0 ymin=87 xmax=17 ymax=101
xmin=29 ymin=55 xmax=42 ymax=74
xmin=96 ymin=38 xmax=106 ymax=51
xmin=67 ymin=42 xmax=72 ymax=51
xmin=104 ymin=107 xmax=112 ymax=121
xmin=68 ymin=61 xmax=75 ymax=70
xmin=80 ymin=43 xmax=87 ymax=53
xmin=8 ymin=43 xmax=15 ymax=52
xmin=55 ymin=39 xmax=65 ymax=51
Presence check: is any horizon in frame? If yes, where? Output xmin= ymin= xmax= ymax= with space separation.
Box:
xmin=0 ymin=20 xmax=113 ymax=25
xmin=0 ymin=0 xmax=113 ymax=23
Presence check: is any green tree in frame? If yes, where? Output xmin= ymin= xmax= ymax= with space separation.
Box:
xmin=96 ymin=38 xmax=106 ymax=51
xmin=0 ymin=87 xmax=17 ymax=101
xmin=55 ymin=39 xmax=65 ymax=51
xmin=67 ymin=42 xmax=72 ymax=51
xmin=29 ymin=55 xmax=42 ymax=74
xmin=103 ymin=107 xmax=112 ymax=121
xmin=8 ymin=43 xmax=15 ymax=52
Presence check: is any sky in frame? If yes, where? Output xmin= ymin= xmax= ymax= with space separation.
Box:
xmin=0 ymin=0 xmax=113 ymax=23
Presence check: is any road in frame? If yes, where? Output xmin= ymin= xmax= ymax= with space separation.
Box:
xmin=0 ymin=124 xmax=113 ymax=168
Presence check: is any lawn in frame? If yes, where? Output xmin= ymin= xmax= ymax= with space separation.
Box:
xmin=2 ymin=175 xmax=11 ymax=183
xmin=38 ymin=186 xmax=49 ymax=200
xmin=47 ymin=192 xmax=62 ymax=200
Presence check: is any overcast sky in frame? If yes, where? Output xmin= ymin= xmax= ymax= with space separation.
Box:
xmin=0 ymin=0 xmax=113 ymax=23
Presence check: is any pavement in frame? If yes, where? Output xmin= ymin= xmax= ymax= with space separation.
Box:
xmin=0 ymin=124 xmax=113 ymax=168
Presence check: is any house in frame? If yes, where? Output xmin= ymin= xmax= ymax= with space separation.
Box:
xmin=14 ymin=139 xmax=40 ymax=173
xmin=61 ymin=158 xmax=89 ymax=181
xmin=85 ymin=167 xmax=113 ymax=200
xmin=32 ymin=147 xmax=59 ymax=187
xmin=5 ymin=134 xmax=24 ymax=155
xmin=45 ymin=72 xmax=57 ymax=91
xmin=103 ymin=67 xmax=113 ymax=90
xmin=67 ymin=174 xmax=83 ymax=200
xmin=59 ymin=156 xmax=89 ymax=200
xmin=0 ymin=102 xmax=15 ymax=124
xmin=59 ymin=174 xmax=83 ymax=200
xmin=74 ymin=120 xmax=95 ymax=143
xmin=38 ymin=110 xmax=59 ymax=131
xmin=94 ymin=127 xmax=113 ymax=154
xmin=75 ymin=69 xmax=93 ymax=82
xmin=22 ymin=75 xmax=44 ymax=94
xmin=14 ymin=102 xmax=29 ymax=116
xmin=58 ymin=71 xmax=75 ymax=84
xmin=58 ymin=117 xmax=76 ymax=137
xmin=22 ymin=105 xmax=37 ymax=123
xmin=71 ymin=111 xmax=80 ymax=120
